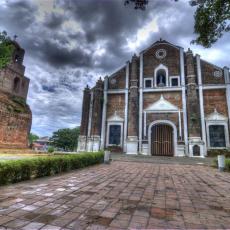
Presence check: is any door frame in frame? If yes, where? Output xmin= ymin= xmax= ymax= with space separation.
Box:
xmin=148 ymin=120 xmax=177 ymax=156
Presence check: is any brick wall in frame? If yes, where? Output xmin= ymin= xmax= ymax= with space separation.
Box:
xmin=143 ymin=43 xmax=180 ymax=77
xmin=201 ymin=60 xmax=225 ymax=85
xmin=0 ymin=92 xmax=31 ymax=148
xmin=203 ymin=90 xmax=228 ymax=116
xmin=108 ymin=67 xmax=126 ymax=90
xmin=107 ymin=94 xmax=125 ymax=119
xmin=143 ymin=92 xmax=182 ymax=110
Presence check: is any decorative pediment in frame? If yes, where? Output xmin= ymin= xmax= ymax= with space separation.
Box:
xmin=205 ymin=109 xmax=228 ymax=121
xmin=107 ymin=111 xmax=124 ymax=122
xmin=145 ymin=95 xmax=179 ymax=112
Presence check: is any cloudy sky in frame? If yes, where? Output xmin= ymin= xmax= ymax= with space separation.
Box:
xmin=0 ymin=0 xmax=229 ymax=137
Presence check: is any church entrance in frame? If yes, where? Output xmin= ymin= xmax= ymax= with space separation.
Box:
xmin=151 ymin=124 xmax=174 ymax=156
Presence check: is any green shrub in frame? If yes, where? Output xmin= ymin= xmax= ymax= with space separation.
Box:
xmin=208 ymin=149 xmax=230 ymax=157
xmin=47 ymin=146 xmax=54 ymax=153
xmin=0 ymin=152 xmax=104 ymax=186
xmin=225 ymin=159 xmax=230 ymax=171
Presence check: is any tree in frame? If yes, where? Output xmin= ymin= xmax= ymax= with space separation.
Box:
xmin=0 ymin=31 xmax=14 ymax=69
xmin=124 ymin=0 xmax=230 ymax=48
xmin=50 ymin=127 xmax=80 ymax=151
xmin=192 ymin=0 xmax=230 ymax=47
xmin=29 ymin=133 xmax=39 ymax=145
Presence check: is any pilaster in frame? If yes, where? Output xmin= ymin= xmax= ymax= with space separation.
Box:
xmin=180 ymin=48 xmax=188 ymax=155
xmin=100 ymin=76 xmax=108 ymax=150
xmin=124 ymin=62 xmax=129 ymax=152
xmin=127 ymin=54 xmax=139 ymax=154
xmin=196 ymin=54 xmax=207 ymax=156
xmin=87 ymin=91 xmax=94 ymax=138
xmin=224 ymin=67 xmax=230 ymax=123
xmin=139 ymin=52 xmax=143 ymax=153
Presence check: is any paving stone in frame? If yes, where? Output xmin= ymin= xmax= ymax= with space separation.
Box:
xmin=4 ymin=219 xmax=30 ymax=228
xmin=0 ymin=161 xmax=230 ymax=229
xmin=21 ymin=222 xmax=45 ymax=230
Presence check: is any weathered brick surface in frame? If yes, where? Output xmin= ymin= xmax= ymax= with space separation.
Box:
xmin=203 ymin=89 xmax=228 ymax=116
xmin=143 ymin=43 xmax=180 ymax=77
xmin=0 ymin=92 xmax=31 ymax=148
xmin=106 ymin=94 xmax=125 ymax=119
xmin=185 ymin=50 xmax=201 ymax=137
xmin=201 ymin=60 xmax=225 ymax=84
xmin=143 ymin=92 xmax=182 ymax=110
xmin=91 ymin=79 xmax=103 ymax=136
xmin=80 ymin=86 xmax=90 ymax=136
xmin=0 ymin=160 xmax=230 ymax=229
xmin=108 ymin=67 xmax=126 ymax=90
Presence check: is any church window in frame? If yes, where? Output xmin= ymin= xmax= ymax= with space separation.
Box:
xmin=13 ymin=77 xmax=20 ymax=93
xmin=156 ymin=69 xmax=166 ymax=87
xmin=144 ymin=78 xmax=152 ymax=88
xmin=209 ymin=125 xmax=226 ymax=147
xmin=170 ymin=76 xmax=180 ymax=87
xmin=109 ymin=125 xmax=121 ymax=145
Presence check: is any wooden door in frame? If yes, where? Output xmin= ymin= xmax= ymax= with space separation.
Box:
xmin=151 ymin=124 xmax=173 ymax=156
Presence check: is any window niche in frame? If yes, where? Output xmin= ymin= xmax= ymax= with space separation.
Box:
xmin=154 ymin=64 xmax=168 ymax=87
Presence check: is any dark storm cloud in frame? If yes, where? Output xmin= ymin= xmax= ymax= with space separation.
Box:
xmin=44 ymin=12 xmax=66 ymax=29
xmin=36 ymin=39 xmax=93 ymax=68
xmin=0 ymin=0 xmax=229 ymax=136
xmin=0 ymin=0 xmax=37 ymax=31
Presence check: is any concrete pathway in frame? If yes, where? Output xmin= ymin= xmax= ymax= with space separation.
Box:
xmin=0 ymin=161 xmax=230 ymax=229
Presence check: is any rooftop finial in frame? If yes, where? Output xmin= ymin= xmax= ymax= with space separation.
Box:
xmin=13 ymin=35 xmax=18 ymax=41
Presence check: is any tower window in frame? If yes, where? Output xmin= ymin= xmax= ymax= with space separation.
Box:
xmin=13 ymin=77 xmax=20 ymax=93
xmin=156 ymin=69 xmax=166 ymax=87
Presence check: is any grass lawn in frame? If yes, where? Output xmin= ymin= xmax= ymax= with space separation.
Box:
xmin=0 ymin=149 xmax=50 ymax=162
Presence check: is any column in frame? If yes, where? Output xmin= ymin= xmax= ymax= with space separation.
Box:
xmin=139 ymin=52 xmax=143 ymax=153
xmin=91 ymin=78 xmax=103 ymax=151
xmin=180 ymin=48 xmax=188 ymax=155
xmin=78 ymin=85 xmax=90 ymax=152
xmin=186 ymin=48 xmax=203 ymax=156
xmin=127 ymin=54 xmax=139 ymax=154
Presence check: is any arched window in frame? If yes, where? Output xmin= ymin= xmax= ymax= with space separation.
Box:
xmin=156 ymin=69 xmax=166 ymax=87
xmin=13 ymin=77 xmax=20 ymax=93
xmin=154 ymin=64 xmax=168 ymax=87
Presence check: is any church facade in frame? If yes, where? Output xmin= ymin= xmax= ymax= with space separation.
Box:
xmin=78 ymin=40 xmax=230 ymax=157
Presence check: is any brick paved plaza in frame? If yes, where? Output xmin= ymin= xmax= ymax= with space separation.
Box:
xmin=0 ymin=160 xmax=230 ymax=229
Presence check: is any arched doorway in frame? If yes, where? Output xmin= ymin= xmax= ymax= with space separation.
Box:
xmin=149 ymin=121 xmax=176 ymax=156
